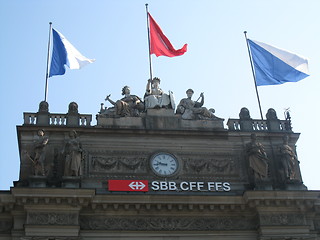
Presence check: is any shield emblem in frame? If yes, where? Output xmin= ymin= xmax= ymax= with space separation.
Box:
xmin=169 ymin=90 xmax=176 ymax=110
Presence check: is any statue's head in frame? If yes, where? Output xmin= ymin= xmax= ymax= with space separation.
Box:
xmin=250 ymin=133 xmax=257 ymax=142
xmin=122 ymin=86 xmax=130 ymax=95
xmin=186 ymin=89 xmax=194 ymax=98
xmin=151 ymin=77 xmax=160 ymax=84
xmin=69 ymin=130 xmax=77 ymax=138
xmin=37 ymin=129 xmax=45 ymax=137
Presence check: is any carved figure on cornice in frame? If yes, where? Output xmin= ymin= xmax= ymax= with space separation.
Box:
xmin=68 ymin=102 xmax=79 ymax=114
xmin=27 ymin=129 xmax=49 ymax=176
xmin=176 ymin=89 xmax=215 ymax=120
xmin=105 ymin=86 xmax=144 ymax=117
xmin=62 ymin=130 xmax=83 ymax=176
xmin=266 ymin=108 xmax=278 ymax=120
xmin=239 ymin=107 xmax=251 ymax=120
xmin=246 ymin=133 xmax=268 ymax=181
xmin=279 ymin=135 xmax=298 ymax=180
xmin=144 ymin=77 xmax=173 ymax=109
xmin=38 ymin=101 xmax=49 ymax=113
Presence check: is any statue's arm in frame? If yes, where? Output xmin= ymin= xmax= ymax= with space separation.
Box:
xmin=194 ymin=93 xmax=204 ymax=107
xmin=146 ymin=79 xmax=152 ymax=95
xmin=199 ymin=93 xmax=204 ymax=106
xmin=134 ymin=95 xmax=142 ymax=104
xmin=105 ymin=94 xmax=116 ymax=106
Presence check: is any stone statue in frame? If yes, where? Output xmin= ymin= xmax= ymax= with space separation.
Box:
xmin=38 ymin=101 xmax=49 ymax=113
xmin=279 ymin=135 xmax=297 ymax=180
xmin=144 ymin=77 xmax=172 ymax=109
xmin=246 ymin=133 xmax=268 ymax=181
xmin=239 ymin=107 xmax=251 ymax=120
xmin=62 ymin=130 xmax=83 ymax=177
xmin=105 ymin=86 xmax=144 ymax=117
xmin=266 ymin=108 xmax=278 ymax=120
xmin=32 ymin=129 xmax=49 ymax=176
xmin=176 ymin=89 xmax=215 ymax=120
xmin=68 ymin=102 xmax=79 ymax=114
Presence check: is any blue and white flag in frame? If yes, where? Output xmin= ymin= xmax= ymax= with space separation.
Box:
xmin=248 ymin=39 xmax=309 ymax=86
xmin=49 ymin=28 xmax=95 ymax=77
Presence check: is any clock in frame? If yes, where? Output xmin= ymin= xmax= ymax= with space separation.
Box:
xmin=150 ymin=152 xmax=179 ymax=177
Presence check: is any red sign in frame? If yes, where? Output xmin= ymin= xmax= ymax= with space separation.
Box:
xmin=108 ymin=180 xmax=149 ymax=192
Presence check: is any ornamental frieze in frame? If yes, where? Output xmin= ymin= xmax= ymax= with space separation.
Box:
xmin=90 ymin=155 xmax=146 ymax=173
xmin=259 ymin=213 xmax=306 ymax=226
xmin=184 ymin=157 xmax=235 ymax=174
xmin=87 ymin=150 xmax=244 ymax=179
xmin=80 ymin=216 xmax=257 ymax=231
xmin=27 ymin=212 xmax=78 ymax=225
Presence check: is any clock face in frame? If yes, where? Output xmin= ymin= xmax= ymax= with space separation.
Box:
xmin=150 ymin=153 xmax=179 ymax=177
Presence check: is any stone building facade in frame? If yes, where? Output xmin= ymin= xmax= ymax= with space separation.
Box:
xmin=0 ymin=99 xmax=320 ymax=240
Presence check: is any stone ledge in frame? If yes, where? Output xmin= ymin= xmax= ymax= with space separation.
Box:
xmin=180 ymin=119 xmax=224 ymax=130
xmin=97 ymin=116 xmax=144 ymax=128
xmin=25 ymin=225 xmax=80 ymax=237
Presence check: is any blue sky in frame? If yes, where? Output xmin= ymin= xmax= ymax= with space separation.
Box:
xmin=1 ymin=0 xmax=320 ymax=190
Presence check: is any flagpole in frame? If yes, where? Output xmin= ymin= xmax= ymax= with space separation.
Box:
xmin=145 ymin=3 xmax=153 ymax=81
xmin=244 ymin=31 xmax=264 ymax=120
xmin=44 ymin=22 xmax=52 ymax=102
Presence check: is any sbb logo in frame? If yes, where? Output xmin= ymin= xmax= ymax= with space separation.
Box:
xmin=108 ymin=180 xmax=148 ymax=192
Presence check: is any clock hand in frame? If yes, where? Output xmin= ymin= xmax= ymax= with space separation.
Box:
xmin=157 ymin=161 xmax=168 ymax=166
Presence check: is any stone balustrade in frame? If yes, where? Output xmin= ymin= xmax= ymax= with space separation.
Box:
xmin=23 ymin=112 xmax=92 ymax=127
xmin=227 ymin=118 xmax=290 ymax=132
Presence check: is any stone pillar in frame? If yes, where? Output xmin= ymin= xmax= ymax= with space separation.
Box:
xmin=266 ymin=108 xmax=281 ymax=131
xmin=66 ymin=102 xmax=80 ymax=127
xmin=239 ymin=107 xmax=253 ymax=131
xmin=36 ymin=101 xmax=50 ymax=126
xmin=145 ymin=109 xmax=179 ymax=129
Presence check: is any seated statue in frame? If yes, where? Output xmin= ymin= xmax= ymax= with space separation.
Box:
xmin=176 ymin=89 xmax=215 ymax=120
xmin=105 ymin=86 xmax=144 ymax=117
xmin=144 ymin=77 xmax=173 ymax=109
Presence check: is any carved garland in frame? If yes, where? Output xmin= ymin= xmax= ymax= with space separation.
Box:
xmin=27 ymin=212 xmax=78 ymax=225
xmin=80 ymin=216 xmax=257 ymax=231
xmin=260 ymin=213 xmax=306 ymax=226
xmin=90 ymin=156 xmax=146 ymax=172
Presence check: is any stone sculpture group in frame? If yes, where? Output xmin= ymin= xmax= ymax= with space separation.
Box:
xmin=245 ymin=133 xmax=300 ymax=188
xmin=100 ymin=77 xmax=218 ymax=120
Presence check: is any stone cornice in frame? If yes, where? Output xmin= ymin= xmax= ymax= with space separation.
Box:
xmin=243 ymin=190 xmax=320 ymax=210
xmin=10 ymin=188 xmax=95 ymax=207
xmin=1 ymin=189 xmax=319 ymax=214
